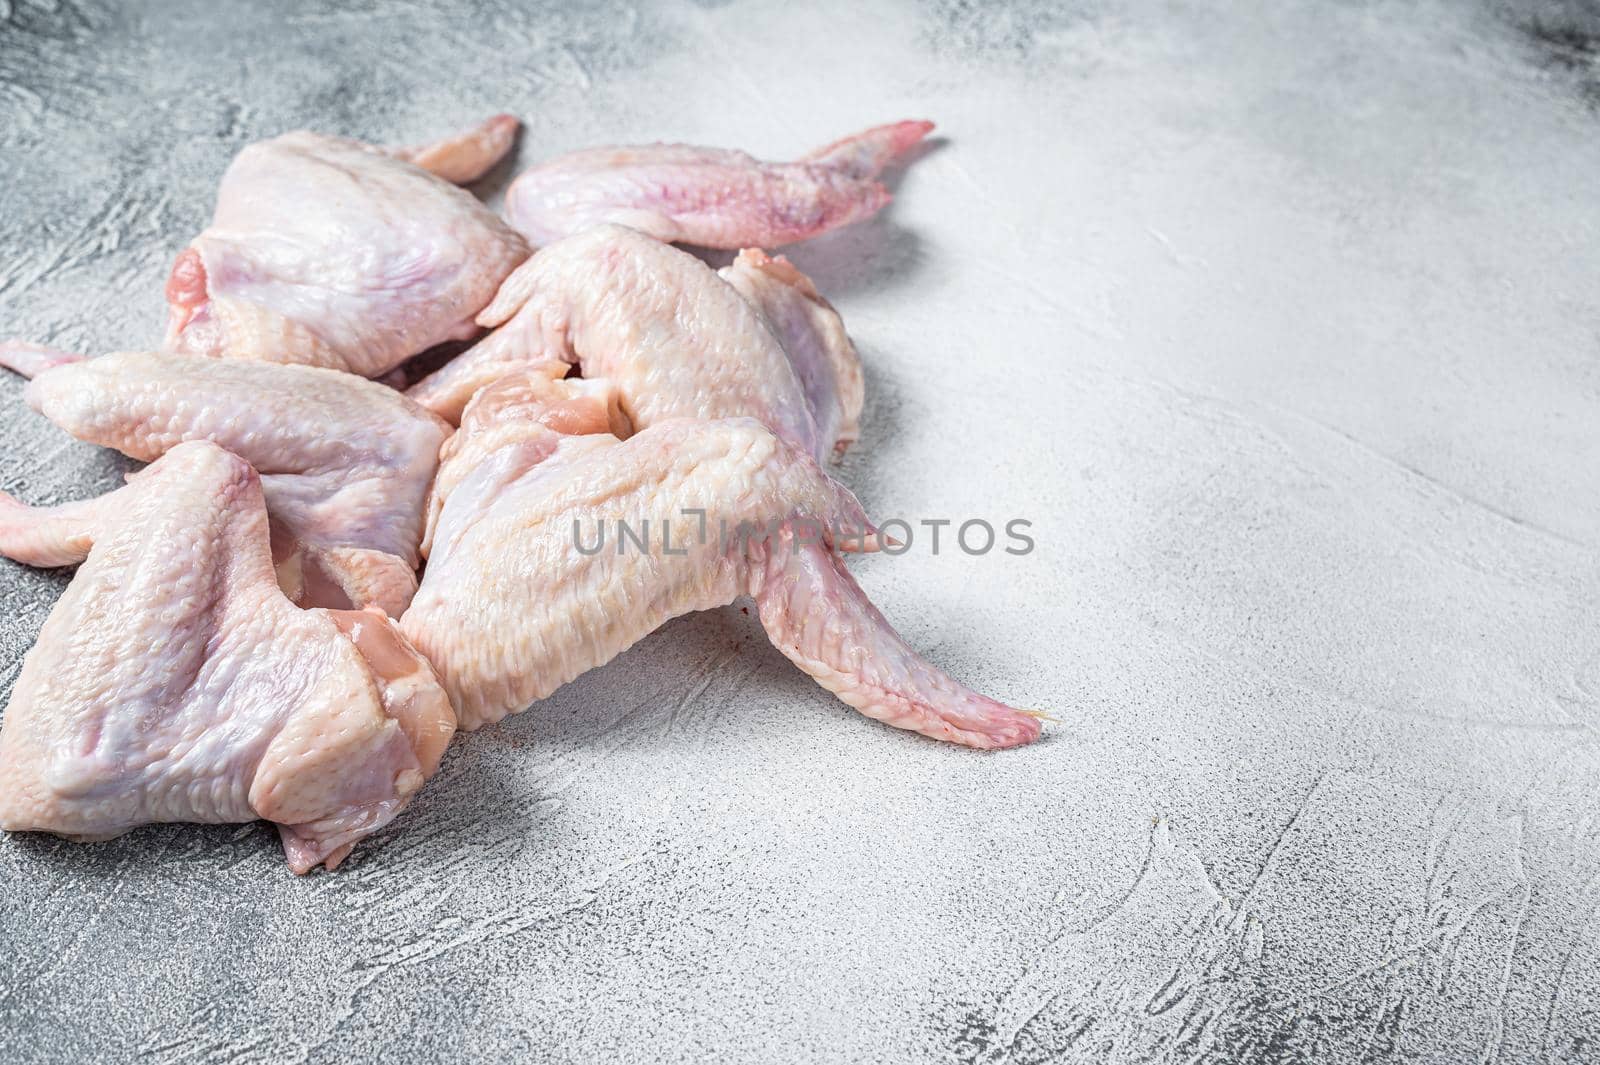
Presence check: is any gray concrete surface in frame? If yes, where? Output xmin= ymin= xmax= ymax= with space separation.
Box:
xmin=2 ymin=0 xmax=1599 ymax=1061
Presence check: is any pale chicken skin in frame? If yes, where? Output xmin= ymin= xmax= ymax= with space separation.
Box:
xmin=388 ymin=112 xmax=520 ymax=185
xmin=0 ymin=346 xmax=448 ymax=616
xmin=719 ymin=248 xmax=864 ymax=457
xmin=504 ymin=120 xmax=934 ymax=248
xmin=165 ymin=115 xmax=529 ymax=378
xmin=402 ymin=374 xmax=1043 ymax=748
xmin=407 ymin=224 xmax=862 ymax=463
xmin=0 ymin=442 xmax=454 ymax=874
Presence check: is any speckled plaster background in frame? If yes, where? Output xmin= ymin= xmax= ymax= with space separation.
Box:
xmin=2 ymin=0 xmax=1599 ymax=1061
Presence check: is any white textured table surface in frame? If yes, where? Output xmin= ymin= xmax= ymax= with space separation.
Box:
xmin=2 ymin=1 xmax=1598 ymax=1061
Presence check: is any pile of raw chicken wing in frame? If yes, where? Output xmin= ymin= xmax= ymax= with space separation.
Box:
xmin=0 ymin=115 xmax=1044 ymax=873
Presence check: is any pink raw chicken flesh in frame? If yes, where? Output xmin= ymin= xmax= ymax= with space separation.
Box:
xmin=407 ymin=224 xmax=862 ymax=463
xmin=164 ymin=114 xmax=529 ymax=378
xmin=504 ymin=120 xmax=934 ymax=249
xmin=401 ymin=373 xmax=1044 ymax=749
xmin=0 ymin=441 xmax=454 ymax=874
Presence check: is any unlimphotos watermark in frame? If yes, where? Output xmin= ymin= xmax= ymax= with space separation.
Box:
xmin=572 ymin=510 xmax=1036 ymax=556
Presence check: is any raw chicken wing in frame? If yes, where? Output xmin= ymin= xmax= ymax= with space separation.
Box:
xmin=402 ymin=373 xmax=1042 ymax=748
xmin=0 ymin=441 xmax=454 ymax=873
xmin=165 ymin=115 xmax=529 ymax=377
xmin=0 ymin=345 xmax=448 ymax=616
xmin=407 ymin=224 xmax=861 ymax=463
xmin=504 ymin=120 xmax=933 ymax=248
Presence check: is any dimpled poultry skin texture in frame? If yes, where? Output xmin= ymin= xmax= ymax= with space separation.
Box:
xmin=0 ymin=346 xmax=449 ymax=616
xmin=163 ymin=114 xmax=529 ymax=378
xmin=0 ymin=441 xmax=455 ymax=874
xmin=407 ymin=224 xmax=861 ymax=464
xmin=503 ymin=120 xmax=934 ymax=249
xmin=401 ymin=373 xmax=1042 ymax=749
xmin=719 ymin=247 xmax=864 ymax=458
